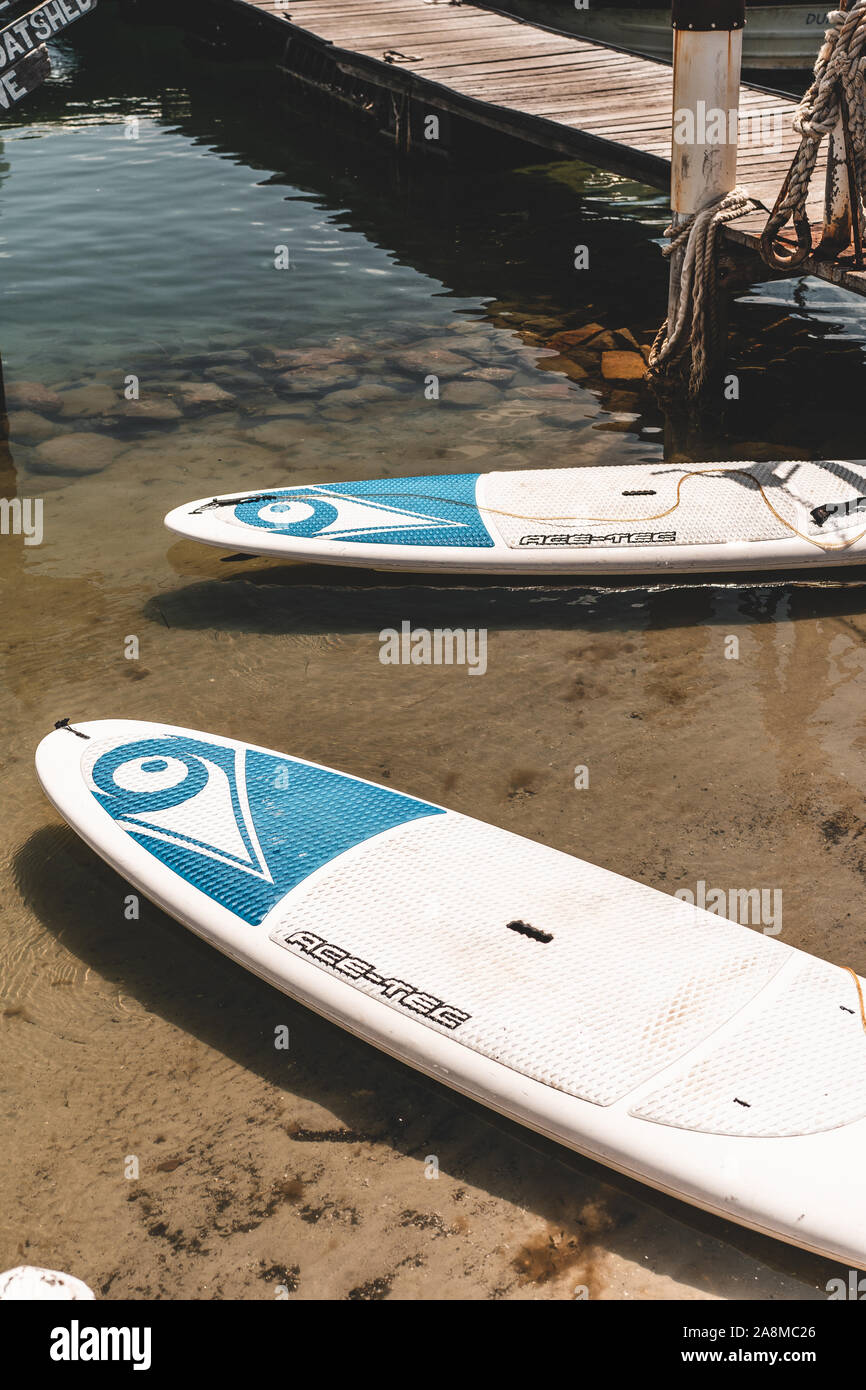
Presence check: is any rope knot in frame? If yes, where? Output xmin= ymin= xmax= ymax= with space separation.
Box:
xmin=648 ymin=188 xmax=760 ymax=396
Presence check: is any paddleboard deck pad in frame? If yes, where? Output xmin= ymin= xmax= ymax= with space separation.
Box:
xmin=36 ymin=719 xmax=866 ymax=1266
xmin=165 ymin=460 xmax=866 ymax=574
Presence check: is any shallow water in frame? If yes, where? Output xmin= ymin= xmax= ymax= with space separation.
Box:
xmin=2 ymin=10 xmax=866 ymax=1300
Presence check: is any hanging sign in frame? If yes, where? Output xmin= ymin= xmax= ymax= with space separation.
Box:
xmin=0 ymin=39 xmax=49 ymax=108
xmin=0 ymin=0 xmax=96 ymax=73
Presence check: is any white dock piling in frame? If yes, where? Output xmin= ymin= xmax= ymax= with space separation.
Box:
xmin=668 ymin=1 xmax=745 ymax=324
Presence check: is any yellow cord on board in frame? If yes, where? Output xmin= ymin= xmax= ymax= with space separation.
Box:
xmin=309 ymin=467 xmax=866 ymax=555
xmin=472 ymin=467 xmax=866 ymax=554
xmin=844 ymin=967 xmax=866 ymax=1033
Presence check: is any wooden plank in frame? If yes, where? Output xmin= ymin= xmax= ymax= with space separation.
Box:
xmin=300 ymin=11 xmax=517 ymax=32
xmin=310 ymin=25 xmax=522 ymax=50
xmin=308 ymin=14 xmax=543 ymax=38
xmin=299 ymin=11 xmax=566 ymax=41
xmin=460 ymin=78 xmax=671 ymax=103
xmin=347 ymin=37 xmax=591 ymax=59
xmin=285 ymin=1 xmax=450 ymax=12
xmin=416 ymin=52 xmax=649 ymax=80
xmin=421 ymin=50 xmax=645 ymax=76
xmin=227 ymin=0 xmax=866 ymax=295
xmin=433 ymin=59 xmax=662 ymax=89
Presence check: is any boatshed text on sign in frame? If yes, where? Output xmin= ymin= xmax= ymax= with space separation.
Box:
xmin=0 ymin=0 xmax=95 ymax=70
xmin=0 ymin=41 xmax=49 ymax=108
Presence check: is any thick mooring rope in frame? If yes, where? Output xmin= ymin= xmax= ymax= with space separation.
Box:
xmin=762 ymin=0 xmax=866 ymax=269
xmin=647 ymin=187 xmax=759 ymax=395
xmin=651 ymin=4 xmax=866 ymax=393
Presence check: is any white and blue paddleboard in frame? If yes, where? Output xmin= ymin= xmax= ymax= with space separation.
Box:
xmin=164 ymin=460 xmax=866 ymax=575
xmin=36 ymin=719 xmax=866 ymax=1267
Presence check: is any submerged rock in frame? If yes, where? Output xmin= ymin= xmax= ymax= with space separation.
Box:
xmin=605 ymin=389 xmax=643 ymax=413
xmin=601 ymin=351 xmax=646 ymax=381
xmin=260 ymin=401 xmax=317 ymax=418
xmin=465 ymin=366 xmax=515 ymax=384
xmin=5 ymin=382 xmax=63 ymax=414
xmin=6 ymin=410 xmax=57 ymax=443
xmin=60 ymin=384 xmax=120 ymax=418
xmin=30 ymin=432 xmax=121 ymax=475
xmin=518 ymin=381 xmax=573 ymax=400
xmin=388 ymin=347 xmax=473 ymax=380
xmin=264 ymin=340 xmax=365 ymax=369
xmin=548 ymin=324 xmax=606 ymax=352
xmin=203 ymin=365 xmax=267 ymax=390
xmin=115 ymin=398 xmax=184 ymax=424
xmin=275 ymin=365 xmax=359 ymax=395
xmin=519 ymin=313 xmax=562 ymax=334
xmin=613 ymin=327 xmax=648 ymax=356
xmin=537 ymin=354 xmax=588 ymax=382
xmin=440 ymin=334 xmax=493 ymax=357
xmin=147 ymin=380 xmax=191 ymax=396
xmin=174 ymin=381 xmax=236 ymax=412
xmin=324 ymin=383 xmax=401 ymax=406
xmin=443 ymin=380 xmax=501 ymax=408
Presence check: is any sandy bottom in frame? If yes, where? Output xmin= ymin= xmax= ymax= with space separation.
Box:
xmin=2 ymin=316 xmax=866 ymax=1300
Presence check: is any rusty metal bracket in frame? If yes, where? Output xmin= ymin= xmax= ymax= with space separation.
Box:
xmin=762 ymin=80 xmax=864 ymax=273
xmin=760 ymin=166 xmax=815 ymax=271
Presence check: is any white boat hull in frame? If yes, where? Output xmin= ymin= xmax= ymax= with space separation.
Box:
xmin=494 ymin=4 xmax=831 ymax=70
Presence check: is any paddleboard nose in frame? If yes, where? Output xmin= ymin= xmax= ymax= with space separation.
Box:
xmin=164 ymin=499 xmax=205 ymax=539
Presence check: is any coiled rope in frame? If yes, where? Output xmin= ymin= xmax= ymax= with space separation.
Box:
xmin=762 ymin=0 xmax=866 ymax=270
xmin=647 ymin=187 xmax=761 ymax=396
xmin=650 ymin=4 xmax=866 ymax=392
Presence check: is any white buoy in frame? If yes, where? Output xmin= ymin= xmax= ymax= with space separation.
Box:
xmin=0 ymin=1266 xmax=96 ymax=1300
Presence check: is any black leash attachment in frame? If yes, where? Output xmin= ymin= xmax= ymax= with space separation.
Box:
xmin=54 ymin=718 xmax=90 ymax=740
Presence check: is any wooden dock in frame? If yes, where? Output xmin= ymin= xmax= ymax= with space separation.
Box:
xmin=221 ymin=0 xmax=866 ymax=297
